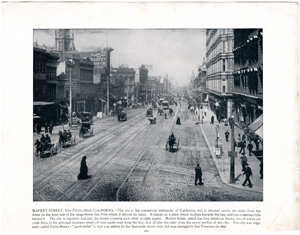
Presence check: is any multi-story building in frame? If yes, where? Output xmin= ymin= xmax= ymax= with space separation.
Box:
xmin=197 ymin=58 xmax=207 ymax=102
xmin=110 ymin=66 xmax=136 ymax=103
xmin=148 ymin=76 xmax=159 ymax=100
xmin=232 ymin=29 xmax=263 ymax=126
xmin=33 ymin=46 xmax=60 ymax=101
xmin=139 ymin=65 xmax=149 ymax=102
xmin=206 ymin=29 xmax=234 ymax=120
xmin=56 ymin=54 xmax=96 ymax=114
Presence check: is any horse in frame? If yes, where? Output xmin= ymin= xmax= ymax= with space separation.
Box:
xmin=34 ymin=139 xmax=43 ymax=157
xmin=58 ymin=130 xmax=66 ymax=147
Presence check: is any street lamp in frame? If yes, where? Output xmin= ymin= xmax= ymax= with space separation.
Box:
xmin=229 ymin=114 xmax=237 ymax=183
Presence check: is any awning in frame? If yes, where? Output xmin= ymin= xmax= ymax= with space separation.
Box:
xmin=33 ymin=101 xmax=54 ymax=106
xmin=255 ymin=125 xmax=263 ymax=138
xmin=248 ymin=114 xmax=263 ymax=133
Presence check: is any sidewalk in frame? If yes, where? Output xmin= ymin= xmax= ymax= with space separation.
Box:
xmin=196 ymin=108 xmax=263 ymax=193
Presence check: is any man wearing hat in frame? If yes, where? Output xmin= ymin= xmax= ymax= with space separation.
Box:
xmin=195 ymin=163 xmax=204 ymax=186
xmin=242 ymin=163 xmax=253 ymax=188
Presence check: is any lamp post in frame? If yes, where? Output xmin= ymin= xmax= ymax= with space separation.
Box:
xmin=229 ymin=115 xmax=237 ymax=183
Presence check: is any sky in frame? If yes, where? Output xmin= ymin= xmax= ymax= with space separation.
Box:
xmin=34 ymin=29 xmax=206 ymax=86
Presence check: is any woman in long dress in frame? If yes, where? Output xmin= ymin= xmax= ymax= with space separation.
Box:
xmin=77 ymin=156 xmax=92 ymax=180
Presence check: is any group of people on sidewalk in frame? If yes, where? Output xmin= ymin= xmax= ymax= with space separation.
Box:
xmin=196 ymin=109 xmax=263 ymax=190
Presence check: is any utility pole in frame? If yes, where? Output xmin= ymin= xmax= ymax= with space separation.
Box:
xmin=229 ymin=115 xmax=237 ymax=183
xmin=106 ymin=67 xmax=109 ymax=115
xmin=69 ymin=69 xmax=73 ymax=127
xmin=145 ymin=81 xmax=148 ymax=103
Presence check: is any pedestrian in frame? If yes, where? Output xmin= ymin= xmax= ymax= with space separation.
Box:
xmin=247 ymin=141 xmax=253 ymax=156
xmin=237 ymin=133 xmax=242 ymax=142
xmin=240 ymin=153 xmax=248 ymax=171
xmin=194 ymin=163 xmax=203 ymax=186
xmin=77 ymin=156 xmax=92 ymax=180
xmin=259 ymin=160 xmax=263 ymax=179
xmin=204 ymin=111 xmax=206 ymax=117
xmin=225 ymin=130 xmax=230 ymax=142
xmin=176 ymin=117 xmax=181 ymax=125
xmin=49 ymin=120 xmax=53 ymax=135
xmin=239 ymin=139 xmax=246 ymax=154
xmin=242 ymin=163 xmax=253 ymax=187
xmin=165 ymin=113 xmax=167 ymax=119
xmin=242 ymin=133 xmax=246 ymax=141
xmin=210 ymin=116 xmax=214 ymax=125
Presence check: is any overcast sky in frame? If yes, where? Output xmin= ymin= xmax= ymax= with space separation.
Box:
xmin=34 ymin=29 xmax=206 ymax=86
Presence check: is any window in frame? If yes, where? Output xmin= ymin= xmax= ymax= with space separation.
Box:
xmin=223 ymin=59 xmax=226 ymax=71
xmin=223 ymin=86 xmax=226 ymax=93
xmin=66 ymin=90 xmax=69 ymax=98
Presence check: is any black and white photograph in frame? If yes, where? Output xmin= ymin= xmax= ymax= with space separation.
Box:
xmin=33 ymin=28 xmax=263 ymax=201
xmin=1 ymin=2 xmax=299 ymax=232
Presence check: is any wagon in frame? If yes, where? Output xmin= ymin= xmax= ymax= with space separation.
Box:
xmin=148 ymin=116 xmax=157 ymax=124
xmin=79 ymin=121 xmax=94 ymax=138
xmin=59 ymin=130 xmax=76 ymax=147
xmin=165 ymin=136 xmax=180 ymax=152
xmin=169 ymin=108 xmax=174 ymax=116
xmin=35 ymin=139 xmax=58 ymax=157
xmin=146 ymin=109 xmax=153 ymax=117
xmin=157 ymin=108 xmax=164 ymax=116
xmin=118 ymin=110 xmax=127 ymax=121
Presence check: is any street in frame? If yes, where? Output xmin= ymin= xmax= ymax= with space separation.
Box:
xmin=33 ymin=101 xmax=263 ymax=201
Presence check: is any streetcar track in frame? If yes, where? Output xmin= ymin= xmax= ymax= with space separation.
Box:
xmin=33 ymin=110 xmax=146 ymax=165
xmin=34 ymin=118 xmax=148 ymax=190
xmin=79 ymin=120 xmax=166 ymax=201
xmin=116 ymin=106 xmax=180 ymax=200
xmin=57 ymin=123 xmax=150 ymax=201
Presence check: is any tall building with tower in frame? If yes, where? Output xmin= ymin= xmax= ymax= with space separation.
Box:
xmin=55 ymin=29 xmax=76 ymax=52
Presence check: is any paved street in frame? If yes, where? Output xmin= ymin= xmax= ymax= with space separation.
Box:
xmin=33 ymin=101 xmax=263 ymax=201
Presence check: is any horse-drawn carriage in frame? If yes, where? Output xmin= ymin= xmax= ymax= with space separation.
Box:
xmin=148 ymin=116 xmax=157 ymax=124
xmin=59 ymin=129 xmax=76 ymax=147
xmin=34 ymin=139 xmax=58 ymax=157
xmin=165 ymin=133 xmax=180 ymax=152
xmin=146 ymin=108 xmax=153 ymax=117
xmin=118 ymin=110 xmax=127 ymax=121
xmin=158 ymin=107 xmax=164 ymax=116
xmin=169 ymin=108 xmax=174 ymax=116
xmin=79 ymin=121 xmax=94 ymax=138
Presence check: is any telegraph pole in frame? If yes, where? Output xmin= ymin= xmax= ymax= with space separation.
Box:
xmin=69 ymin=69 xmax=72 ymax=127
xmin=229 ymin=115 xmax=237 ymax=183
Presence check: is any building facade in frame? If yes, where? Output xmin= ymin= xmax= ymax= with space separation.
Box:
xmin=56 ymin=54 xmax=96 ymax=114
xmin=110 ymin=66 xmax=136 ymax=102
xmin=206 ymin=29 xmax=234 ymax=120
xmin=232 ymin=29 xmax=263 ymax=126
xmin=139 ymin=65 xmax=149 ymax=102
xmin=33 ymin=46 xmax=59 ymax=101
xmin=197 ymin=58 xmax=207 ymax=102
